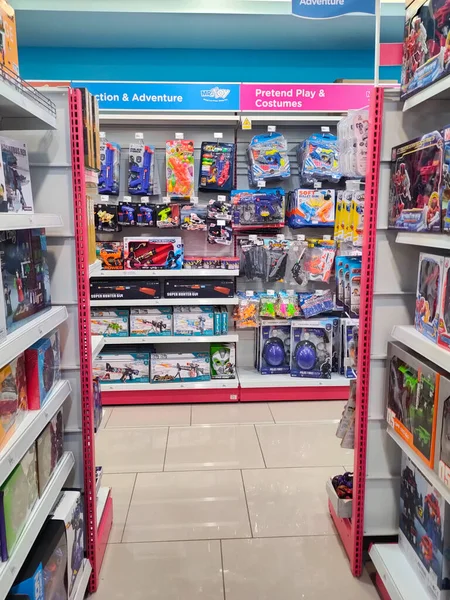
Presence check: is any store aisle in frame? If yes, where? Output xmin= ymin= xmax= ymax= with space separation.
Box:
xmin=92 ymin=402 xmax=377 ymax=600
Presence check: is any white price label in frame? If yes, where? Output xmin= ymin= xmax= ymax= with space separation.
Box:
xmin=217 ymin=219 xmax=226 ymax=226
xmin=249 ymin=235 xmax=258 ymax=240
xmin=267 ymin=125 xmax=276 ymax=133
xmin=123 ymin=196 xmax=132 ymax=202
xmin=267 ymin=289 xmax=275 ymax=296
xmin=191 ymin=196 xmax=199 ymax=205
xmin=175 ymin=132 xmax=184 ymax=140
xmin=217 ymin=195 xmax=227 ymax=202
xmin=323 ymin=235 xmax=331 ymax=240
xmin=100 ymin=195 xmax=109 ymax=202
xmin=140 ymin=196 xmax=150 ymax=203
xmin=246 ymin=290 xmax=254 ymax=297
xmin=135 ymin=132 xmax=144 ymax=140
xmin=99 ymin=131 xmax=106 ymax=139
xmin=314 ymin=181 xmax=322 ymax=189
xmin=276 ymin=234 xmax=285 ymax=241
xmin=257 ymin=180 xmax=266 ymax=188
xmin=162 ymin=196 xmax=171 ymax=204
xmin=214 ymin=132 xmax=223 ymax=139
xmin=321 ymin=126 xmax=330 ymax=133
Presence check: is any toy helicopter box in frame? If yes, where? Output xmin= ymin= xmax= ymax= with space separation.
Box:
xmin=93 ymin=352 xmax=150 ymax=384
xmin=98 ymin=140 xmax=120 ymax=195
xmin=90 ymin=278 xmax=161 ymax=300
xmin=123 ymin=237 xmax=184 ymax=270
xmin=399 ymin=452 xmax=450 ymax=600
xmin=415 ymin=252 xmax=445 ymax=343
xmin=0 ymin=136 xmax=33 ymax=214
xmin=130 ymin=307 xmax=173 ymax=336
xmin=287 ymin=189 xmax=336 ymax=228
xmin=150 ymin=352 xmax=210 ymax=383
xmin=173 ymin=306 xmax=214 ymax=336
xmin=91 ymin=308 xmax=129 ymax=337
xmin=210 ymin=343 xmax=236 ymax=379
xmin=438 ymin=256 xmax=450 ymax=351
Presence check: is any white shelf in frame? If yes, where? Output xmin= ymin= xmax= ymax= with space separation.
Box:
xmin=403 ymin=76 xmax=450 ymax=111
xmin=91 ymin=335 xmax=105 ymax=360
xmin=89 ymin=260 xmax=102 ymax=278
xmin=0 ymin=380 xmax=71 ymax=486
xmin=72 ymin=559 xmax=92 ymax=600
xmin=96 ymin=269 xmax=239 ymax=278
xmin=0 ymin=452 xmax=74 ymax=600
xmin=369 ymin=543 xmax=433 ymax=600
xmin=96 ymin=486 xmax=111 ymax=527
xmin=100 ymin=112 xmax=240 ymax=126
xmin=90 ymin=297 xmax=239 ymax=307
xmin=395 ymin=231 xmax=450 ymax=250
xmin=0 ymin=214 xmax=62 ymax=231
xmin=391 ymin=325 xmax=450 ymax=373
xmin=100 ymin=378 xmax=239 ymax=392
xmin=0 ymin=306 xmax=68 ymax=370
xmin=237 ymin=366 xmax=352 ymax=389
xmin=102 ymin=334 xmax=239 ymax=345
xmin=0 ymin=76 xmax=57 ymax=130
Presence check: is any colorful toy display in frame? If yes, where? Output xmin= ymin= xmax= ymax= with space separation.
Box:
xmin=415 ymin=252 xmax=445 ymax=343
xmin=235 ymin=292 xmax=260 ymax=329
xmin=286 ymin=189 xmax=336 ymax=228
xmin=207 ymin=198 xmax=233 ymax=222
xmin=210 ymin=343 xmax=236 ymax=379
xmin=91 ymin=308 xmax=129 ymax=337
xmin=290 ymin=320 xmax=333 ymax=379
xmin=96 ymin=241 xmax=124 ymax=270
xmin=0 ymin=136 xmax=34 ymax=213
xmin=166 ymin=139 xmax=195 ymax=199
xmin=438 ymin=257 xmax=450 ymax=351
xmin=36 ymin=409 xmax=63 ymax=495
xmin=90 ymin=278 xmax=161 ymax=300
xmin=118 ymin=202 xmax=138 ymax=226
xmin=98 ymin=140 xmax=120 ymax=195
xmin=93 ymin=352 xmax=150 ymax=384
xmin=128 ymin=143 xmax=158 ymax=196
xmin=94 ymin=203 xmax=120 ymax=232
xmin=164 ymin=279 xmax=235 ymax=299
xmin=257 ymin=321 xmax=291 ymax=375
xmin=298 ymin=133 xmax=341 ymax=185
xmin=150 ymin=352 xmax=210 ymax=383
xmin=156 ymin=203 xmax=181 ymax=228
xmin=124 ymin=237 xmax=184 ymax=270
xmin=173 ymin=306 xmax=215 ymax=336
xmin=247 ymin=132 xmax=290 ymax=185
xmin=25 ymin=331 xmax=61 ymax=410
xmin=286 ymin=237 xmax=336 ymax=286
xmin=130 ymin=307 xmax=173 ymax=336
xmin=298 ymin=290 xmax=334 ymax=319
xmin=0 ymin=353 xmax=26 ymax=449
xmin=231 ymin=189 xmax=286 ymax=228
xmin=199 ymin=141 xmax=235 ymax=192
xmin=180 ymin=204 xmax=207 ymax=231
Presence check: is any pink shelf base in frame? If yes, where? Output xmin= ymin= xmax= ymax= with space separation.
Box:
xmin=241 ymin=386 xmax=349 ymax=403
xmin=96 ymin=494 xmax=113 ymax=582
xmin=102 ymin=387 xmax=239 ymax=405
xmin=329 ymin=500 xmax=353 ymax=562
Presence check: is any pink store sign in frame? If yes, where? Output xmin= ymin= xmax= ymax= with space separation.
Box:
xmin=240 ymin=83 xmax=373 ymax=112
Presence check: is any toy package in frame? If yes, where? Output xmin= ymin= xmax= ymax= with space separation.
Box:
xmin=286 ymin=189 xmax=335 ymax=228
xmin=128 ymin=143 xmax=158 ymax=196
xmin=264 ymin=238 xmax=291 ymax=283
xmin=180 ymin=204 xmax=207 ymax=231
xmin=165 ymin=278 xmax=235 ymax=299
xmin=36 ymin=409 xmax=63 ymax=495
xmin=51 ymin=491 xmax=85 ymax=599
xmin=415 ymin=252 xmax=445 ymax=343
xmin=124 ymin=237 xmax=184 ymax=270
xmin=258 ymin=321 xmax=291 ymax=375
xmin=298 ymin=290 xmax=334 ymax=319
xmin=238 ymin=237 xmax=266 ymax=281
xmin=298 ymin=133 xmax=341 ymax=186
xmin=130 ymin=307 xmax=173 ymax=336
xmin=399 ymin=453 xmax=450 ymax=600
xmin=156 ymin=203 xmax=181 ymax=228
xmin=91 ymin=308 xmax=129 ymax=337
xmin=199 ymin=141 xmax=235 ymax=192
xmin=93 ymin=352 xmax=150 ymax=384
xmin=118 ymin=201 xmax=138 ymax=226
xmin=136 ymin=203 xmax=155 ymax=227
xmin=0 ymin=229 xmax=52 ymax=332
xmin=438 ymin=257 xmax=450 ymax=351
xmin=96 ymin=241 xmax=124 ymax=271
xmin=98 ymin=140 xmax=120 ymax=195
xmin=290 ymin=320 xmax=333 ymax=379
xmin=90 ymin=278 xmax=161 ymax=300
xmin=173 ymin=306 xmax=214 ymax=336
xmin=231 ymin=189 xmax=286 ymax=228
xmin=351 ymin=190 xmax=365 ymax=246
xmin=0 ymin=353 xmax=26 ymax=449
xmin=207 ymin=197 xmax=233 ymax=222
xmin=0 ymin=445 xmax=38 ymax=560
xmin=437 ymin=376 xmax=450 ymax=485
xmin=287 ymin=238 xmax=336 ymax=286
xmin=25 ymin=331 xmax=61 ymax=410
xmin=207 ymin=222 xmax=233 ymax=245
xmin=344 ymin=256 xmax=362 ymax=318
xmin=234 ymin=292 xmax=260 ymax=329
xmin=247 ymin=132 xmax=290 ymax=185
xmin=338 ymin=109 xmax=369 ymax=178
xmin=150 ymin=352 xmax=210 ymax=383
xmin=340 ymin=318 xmax=359 ymax=378
xmin=0 ymin=1 xmax=19 ymax=77
xmin=94 ymin=203 xmax=120 ymax=232
xmin=93 ymin=377 xmax=102 ymax=432
xmin=166 ymin=140 xmax=195 ymax=199
xmin=0 ymin=136 xmax=34 ymax=213
xmin=210 ymin=343 xmax=236 ymax=379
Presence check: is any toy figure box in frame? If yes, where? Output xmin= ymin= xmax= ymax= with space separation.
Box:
xmin=91 ymin=308 xmax=129 ymax=337
xmin=130 ymin=307 xmax=173 ymax=336
xmin=199 ymin=141 xmax=235 ymax=192
xmin=124 ymin=237 xmax=184 ymax=270
xmin=166 ymin=139 xmax=195 ymax=199
xmin=173 ymin=306 xmax=214 ymax=336
xmin=415 ymin=252 xmax=445 ymax=343
xmin=290 ymin=320 xmax=333 ymax=379
xmin=36 ymin=409 xmax=63 ymax=495
xmin=0 ymin=353 xmax=26 ymax=449
xmin=151 ymin=352 xmax=210 ymax=383
xmin=399 ymin=452 xmax=450 ymax=600
xmin=98 ymin=140 xmax=120 ymax=195
xmin=231 ymin=189 xmax=286 ymax=228
xmin=90 ymin=278 xmax=161 ymax=301
xmin=164 ymin=278 xmax=235 ymax=299
xmin=96 ymin=241 xmax=124 ymax=271
xmin=438 ymin=256 xmax=450 ymax=351
xmin=0 ymin=445 xmax=38 ymax=560
xmin=287 ymin=189 xmax=336 ymax=228
xmin=210 ymin=343 xmax=236 ymax=379
xmin=258 ymin=321 xmax=291 ymax=375
xmin=94 ymin=203 xmax=120 ymax=233
xmin=52 ymin=491 xmax=84 ymax=599
xmin=0 ymin=1 xmax=19 ymax=77
xmin=340 ymin=319 xmax=359 ymax=379
xmin=93 ymin=352 xmax=150 ymax=384
xmin=25 ymin=331 xmax=61 ymax=410
xmin=0 ymin=136 xmax=33 ymax=213
xmin=0 ymin=229 xmax=51 ymax=332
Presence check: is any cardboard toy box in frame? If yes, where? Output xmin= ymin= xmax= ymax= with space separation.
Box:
xmin=151 ymin=352 xmax=210 ymax=383
xmin=287 ymin=188 xmax=336 ymax=228
xmin=0 ymin=136 xmax=33 ymax=213
xmin=438 ymin=256 xmax=450 ymax=351
xmin=258 ymin=320 xmax=291 ymax=375
xmin=36 ymin=409 xmax=63 ymax=496
xmin=415 ymin=252 xmax=445 ymax=343
xmin=25 ymin=331 xmax=61 ymax=410
xmin=0 ymin=1 xmax=19 ymax=77
xmin=130 ymin=307 xmax=173 ymax=336
xmin=437 ymin=376 xmax=450 ymax=486
xmin=90 ymin=278 xmax=161 ymax=300
xmin=124 ymin=237 xmax=184 ymax=270
xmin=290 ymin=320 xmax=333 ymax=379
xmin=93 ymin=352 xmax=150 ymax=384
xmin=173 ymin=306 xmax=214 ymax=336
xmin=164 ymin=278 xmax=235 ymax=299
xmin=210 ymin=343 xmax=236 ymax=379
xmin=91 ymin=308 xmax=129 ymax=337
xmin=96 ymin=241 xmax=124 ymax=270
xmin=0 ymin=353 xmax=26 ymax=450
xmin=340 ymin=318 xmax=359 ymax=379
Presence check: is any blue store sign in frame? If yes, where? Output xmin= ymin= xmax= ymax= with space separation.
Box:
xmin=72 ymin=81 xmax=241 ymax=111
xmin=292 ymin=0 xmax=375 ymax=18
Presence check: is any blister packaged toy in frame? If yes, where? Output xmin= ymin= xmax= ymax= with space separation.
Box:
xmin=334 ymin=191 xmax=345 ymax=241
xmin=93 ymin=352 xmax=150 ymax=384
xmin=25 ymin=331 xmax=61 ymax=410
xmin=438 ymin=256 xmax=450 ymax=351
xmin=260 ymin=292 xmax=277 ymax=319
xmin=128 ymin=143 xmax=158 ymax=196
xmin=287 ymin=188 xmax=335 ymax=228
xmin=166 ymin=140 xmax=195 ymax=199
xmin=340 ymin=318 xmax=359 ymax=378
xmin=284 ymin=237 xmax=309 ymax=287
xmin=180 ymin=204 xmax=207 ymax=231
xmin=298 ymin=133 xmax=341 ymax=185
xmin=438 ymin=377 xmax=450 ymax=484
xmin=98 ymin=140 xmax=120 ymax=195
xmin=118 ymin=201 xmax=138 ymax=226
xmin=247 ymin=132 xmax=290 ymax=185
xmin=36 ymin=409 xmax=63 ymax=496
xmin=342 ymin=256 xmax=362 ymax=318
xmin=415 ymin=252 xmax=445 ymax=343
xmin=0 ymin=136 xmax=34 ymax=214
xmin=289 ymin=238 xmax=336 ymax=286
xmin=156 ymin=203 xmax=180 ymax=228
xmin=238 ymin=237 xmax=266 ymax=280
xmin=264 ymin=238 xmax=291 ymax=283
xmin=207 ymin=197 xmax=232 ymax=221
xmin=351 ymin=190 xmax=365 ymax=246
xmin=199 ymin=141 xmax=235 ymax=192
xmin=210 ymin=343 xmax=236 ymax=379
xmin=207 ymin=222 xmax=232 ymax=245
xmin=150 ymin=352 xmax=210 ymax=383
xmin=96 ymin=241 xmax=124 ymax=270
xmin=231 ymin=189 xmax=286 ymax=228
xmin=130 ymin=307 xmax=173 ymax=336
xmin=91 ymin=309 xmax=129 ymax=337
xmin=173 ymin=306 xmax=214 ymax=336
xmin=298 ymin=290 xmax=334 ymax=319
xmin=338 ymin=110 xmax=369 ymax=178
xmin=124 ymin=237 xmax=184 ymax=270
xmin=290 ymin=320 xmax=333 ymax=379
xmin=276 ymin=290 xmax=300 ymax=319
xmin=235 ymin=292 xmax=260 ymax=329
xmin=136 ymin=203 xmax=155 ymax=227
xmin=258 ymin=321 xmax=291 ymax=374
xmin=94 ymin=203 xmax=120 ymax=232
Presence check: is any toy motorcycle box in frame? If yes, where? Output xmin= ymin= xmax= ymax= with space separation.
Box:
xmin=130 ymin=307 xmax=173 ymax=336
xmin=90 ymin=279 xmax=161 ymax=300
xmin=123 ymin=237 xmax=184 ymax=270
xmin=415 ymin=252 xmax=445 ymax=343
xmin=287 ymin=189 xmax=335 ymax=228
xmin=0 ymin=136 xmax=34 ymax=214
xmin=258 ymin=320 xmax=291 ymax=375
xmin=93 ymin=352 xmax=150 ymax=384
xmin=150 ymin=352 xmax=210 ymax=383
xmin=173 ymin=306 xmax=214 ymax=336
xmin=438 ymin=256 xmax=450 ymax=351
xmin=198 ymin=141 xmax=235 ymax=192
xmin=290 ymin=319 xmax=332 ymax=379
xmin=164 ymin=278 xmax=235 ymax=299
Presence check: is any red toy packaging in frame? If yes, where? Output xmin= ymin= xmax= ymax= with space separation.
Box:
xmin=438 ymin=256 xmax=450 ymax=351
xmin=123 ymin=237 xmax=184 ymax=270
xmin=25 ymin=332 xmax=61 ymax=410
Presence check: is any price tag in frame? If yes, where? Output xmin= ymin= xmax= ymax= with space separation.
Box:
xmin=135 ymin=132 xmax=144 ymax=140
xmin=296 ymin=234 xmax=306 ymax=241
xmin=287 ymin=289 xmax=294 ymax=294
xmin=162 ymin=196 xmax=171 ymax=204
xmin=123 ymin=196 xmax=132 ymax=202
xmin=267 ymin=289 xmax=275 ymax=296
xmin=175 ymin=132 xmax=184 ymax=140
xmin=217 ymin=195 xmax=227 ymax=202
xmin=217 ymin=219 xmax=226 ymax=226
xmin=323 ymin=235 xmax=331 ymax=240
xmin=99 ymin=131 xmax=106 ymax=139
xmin=214 ymin=132 xmax=223 ymax=140
xmin=140 ymin=196 xmax=150 ymax=203
xmin=314 ymin=181 xmax=322 ymax=189
xmin=257 ymin=180 xmax=266 ymax=188
xmin=100 ymin=195 xmax=109 ymax=202
xmin=321 ymin=126 xmax=330 ymax=133
xmin=276 ymin=234 xmax=285 ymax=241
xmin=246 ymin=290 xmax=254 ymax=297
xmin=267 ymin=125 xmax=276 ymax=133
xmin=249 ymin=235 xmax=258 ymax=241
xmin=191 ymin=196 xmax=199 ymax=205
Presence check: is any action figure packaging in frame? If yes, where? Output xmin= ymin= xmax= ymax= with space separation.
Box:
xmin=210 ymin=343 xmax=236 ymax=379
xmin=150 ymin=352 xmax=210 ymax=383
xmin=290 ymin=320 xmax=333 ymax=379
xmin=98 ymin=140 xmax=120 ymax=195
xmin=130 ymin=307 xmax=173 ymax=336
xmin=0 ymin=136 xmax=33 ymax=213
xmin=123 ymin=237 xmax=184 ymax=270
xmin=286 ymin=189 xmax=335 ymax=228
xmin=164 ymin=278 xmax=235 ymax=299
xmin=96 ymin=241 xmax=124 ymax=271
xmin=25 ymin=331 xmax=61 ymax=410
xmin=399 ymin=452 xmax=450 ymax=600
xmin=36 ymin=409 xmax=63 ymax=495
xmin=415 ymin=252 xmax=445 ymax=343
xmin=94 ymin=203 xmax=120 ymax=233
xmin=93 ymin=352 xmax=150 ymax=385
xmin=438 ymin=256 xmax=450 ymax=351
xmin=90 ymin=278 xmax=161 ymax=301
xmin=173 ymin=306 xmax=214 ymax=336
xmin=91 ymin=308 xmax=129 ymax=337
xmin=258 ymin=321 xmax=291 ymax=375
xmin=0 ymin=353 xmax=27 ymax=449
xmin=198 ymin=141 xmax=235 ymax=192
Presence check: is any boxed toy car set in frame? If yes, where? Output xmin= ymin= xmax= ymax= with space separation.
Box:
xmin=150 ymin=352 xmax=210 ymax=383
xmin=130 ymin=307 xmax=173 ymax=336
xmin=91 ymin=308 xmax=129 ymax=337
xmin=415 ymin=252 xmax=445 ymax=343
xmin=287 ymin=189 xmax=336 ymax=228
xmin=173 ymin=306 xmax=215 ymax=336
xmin=93 ymin=352 xmax=150 ymax=384
xmin=0 ymin=136 xmax=33 ymax=213
xmin=210 ymin=343 xmax=236 ymax=379
xmin=90 ymin=278 xmax=161 ymax=300
xmin=98 ymin=140 xmax=120 ymax=195
xmin=25 ymin=331 xmax=61 ymax=410
xmin=124 ymin=237 xmax=184 ymax=270
xmin=164 ymin=278 xmax=235 ymax=299
xmin=36 ymin=409 xmax=63 ymax=496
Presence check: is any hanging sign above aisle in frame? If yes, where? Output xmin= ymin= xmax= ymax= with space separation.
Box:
xmin=292 ymin=0 xmax=375 ymax=18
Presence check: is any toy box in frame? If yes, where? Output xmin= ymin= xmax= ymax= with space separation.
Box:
xmin=136 ymin=203 xmax=155 ymax=227
xmin=98 ymin=141 xmax=120 ymax=195
xmin=0 ymin=229 xmax=51 ymax=332
xmin=0 ymin=1 xmax=19 ymax=77
xmin=207 ymin=222 xmax=232 ymax=245
xmin=91 ymin=308 xmax=129 ymax=337
xmin=0 ymin=136 xmax=33 ymax=213
xmin=164 ymin=278 xmax=235 ymax=299
xmin=298 ymin=133 xmax=341 ymax=185
xmin=183 ymin=257 xmax=204 ymax=269
xmin=287 ymin=189 xmax=336 ymax=228
xmin=150 ymin=352 xmax=210 ymax=383
xmin=415 ymin=252 xmax=445 ymax=343
xmin=231 ymin=189 xmax=286 ymax=228
xmin=351 ymin=190 xmax=365 ymax=246
xmin=436 ymin=376 xmax=450 ymax=484
xmin=156 ymin=203 xmax=180 ymax=228
xmin=438 ymin=256 xmax=450 ymax=351
xmin=128 ymin=143 xmax=158 ymax=196
xmin=180 ymin=204 xmax=207 ymax=231
xmin=130 ymin=307 xmax=173 ymax=336
xmin=173 ymin=306 xmax=214 ymax=336
xmin=207 ymin=198 xmax=233 ymax=222
xmin=199 ymin=141 xmax=235 ymax=192
xmin=52 ymin=491 xmax=85 ymax=599
xmin=399 ymin=453 xmax=450 ymax=599
xmin=290 ymin=320 xmax=333 ymax=379
xmin=90 ymin=278 xmax=161 ymax=301
xmin=36 ymin=409 xmax=63 ymax=495
xmin=93 ymin=377 xmax=102 ymax=432
xmin=80 ymin=88 xmax=94 ymax=169
xmin=94 ymin=352 xmax=149 ymax=384
xmin=124 ymin=237 xmax=184 ymax=270
xmin=340 ymin=318 xmax=359 ymax=379
xmin=258 ymin=321 xmax=291 ymax=375
xmin=0 ymin=445 xmax=38 ymax=560
xmin=94 ymin=203 xmax=120 ymax=232
xmin=96 ymin=241 xmax=124 ymax=271
xmin=210 ymin=343 xmax=236 ymax=379
xmin=25 ymin=331 xmax=61 ymax=410
xmin=118 ymin=201 xmax=138 ymax=226
xmin=166 ymin=140 xmax=195 ymax=199
xmin=345 ymin=256 xmax=362 ymax=318
xmin=0 ymin=353 xmax=26 ymax=449
xmin=247 ymin=132 xmax=290 ymax=185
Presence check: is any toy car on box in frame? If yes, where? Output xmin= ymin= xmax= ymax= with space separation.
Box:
xmin=287 ymin=189 xmax=335 ymax=228
xmin=150 ymin=352 xmax=210 ymax=383
xmin=415 ymin=252 xmax=445 ymax=343
xmin=93 ymin=352 xmax=150 ymax=384
xmin=90 ymin=278 xmax=161 ymax=300
xmin=173 ymin=306 xmax=214 ymax=336
xmin=91 ymin=308 xmax=129 ymax=337
xmin=0 ymin=136 xmax=34 ymax=213
xmin=124 ymin=237 xmax=184 ymax=270
xmin=130 ymin=307 xmax=173 ymax=336
xmin=25 ymin=331 xmax=61 ymax=410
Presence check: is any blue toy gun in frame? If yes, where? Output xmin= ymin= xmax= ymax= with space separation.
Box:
xmin=137 ymin=205 xmax=154 ymax=226
xmin=99 ymin=143 xmax=115 ymax=193
xmin=299 ymin=201 xmax=316 ymax=223
xmin=129 ymin=146 xmax=153 ymax=194
xmin=119 ymin=204 xmax=136 ymax=225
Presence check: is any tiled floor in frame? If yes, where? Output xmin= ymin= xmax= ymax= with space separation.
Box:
xmin=93 ymin=401 xmax=378 ymax=599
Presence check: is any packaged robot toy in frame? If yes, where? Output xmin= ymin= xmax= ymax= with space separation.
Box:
xmin=93 ymin=352 xmax=150 ymax=384
xmin=180 ymin=204 xmax=208 ymax=231
xmin=438 ymin=256 xmax=450 ymax=351
xmin=166 ymin=139 xmax=195 ymax=199
xmin=290 ymin=320 xmax=333 ymax=379
xmin=128 ymin=143 xmax=158 ymax=196
xmin=151 ymin=352 xmax=210 ymax=383
xmin=0 ymin=136 xmax=34 ymax=213
xmin=257 ymin=321 xmax=291 ymax=375
xmin=231 ymin=189 xmax=286 ymax=228
xmin=298 ymin=133 xmax=341 ymax=185
xmin=118 ymin=201 xmax=138 ymax=226
xmin=96 ymin=241 xmax=124 ymax=270
xmin=94 ymin=203 xmax=120 ymax=233
xmin=25 ymin=331 xmax=61 ymax=410
xmin=156 ymin=203 xmax=181 ymax=228
xmin=130 ymin=307 xmax=173 ymax=336
xmin=199 ymin=141 xmax=235 ymax=192
xmin=415 ymin=252 xmax=445 ymax=343
xmin=247 ymin=132 xmax=290 ymax=185
xmin=210 ymin=343 xmax=236 ymax=379
xmin=287 ymin=189 xmax=336 ymax=228
xmin=124 ymin=237 xmax=184 ymax=270
xmin=98 ymin=140 xmax=120 ymax=195
xmin=173 ymin=306 xmax=214 ymax=336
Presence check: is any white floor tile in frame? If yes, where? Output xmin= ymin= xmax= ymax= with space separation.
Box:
xmin=93 ymin=541 xmax=223 ymax=600
xmin=222 ymin=536 xmax=379 ymax=600
xmin=96 ymin=427 xmax=168 ymax=473
xmin=255 ymin=423 xmax=353 ymax=468
xmin=243 ymin=467 xmax=339 ymax=537
xmin=101 ymin=473 xmax=136 ymax=543
xmin=164 ymin=425 xmax=265 ymax=471
xmin=123 ymin=470 xmax=251 ymax=542
xmin=192 ymin=403 xmax=273 ymax=425
xmin=269 ymin=400 xmax=346 ymax=423
xmin=99 ymin=408 xmax=112 ymax=429
xmin=106 ymin=404 xmax=191 ymax=428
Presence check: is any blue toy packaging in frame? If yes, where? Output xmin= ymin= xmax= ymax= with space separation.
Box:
xmin=340 ymin=318 xmax=358 ymax=378
xmin=128 ymin=143 xmax=158 ymax=196
xmin=231 ymin=189 xmax=286 ymax=228
xmin=136 ymin=203 xmax=155 ymax=227
xmin=342 ymin=256 xmax=362 ymax=318
xmin=118 ymin=201 xmax=138 ymax=226
xmin=93 ymin=352 xmax=150 ymax=384
xmin=335 ymin=256 xmax=346 ymax=309
xmin=415 ymin=252 xmax=445 ymax=343
xmin=287 ymin=188 xmax=336 ymax=228
xmin=173 ymin=306 xmax=215 ymax=336
xmin=257 ymin=320 xmax=291 ymax=375
xmin=298 ymin=133 xmax=341 ymax=185
xmin=24 ymin=331 xmax=61 ymax=410
xmin=247 ymin=132 xmax=290 ymax=185
xmin=130 ymin=307 xmax=173 ymax=336
xmin=290 ymin=320 xmax=333 ymax=379
xmin=150 ymin=352 xmax=210 ymax=383
xmin=298 ymin=290 xmax=334 ymax=319
xmin=199 ymin=141 xmax=235 ymax=192
xmin=98 ymin=140 xmax=120 ymax=195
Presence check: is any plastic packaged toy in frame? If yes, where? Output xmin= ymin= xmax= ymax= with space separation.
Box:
xmin=136 ymin=203 xmax=155 ymax=227
xmin=36 ymin=409 xmax=63 ymax=495
xmin=118 ymin=201 xmax=138 ymax=226
xmin=166 ymin=140 xmax=195 ymax=199
xmin=90 ymin=279 xmax=161 ymax=300
xmin=284 ymin=237 xmax=309 ymax=287
xmin=0 ymin=1 xmax=19 ymax=78
xmin=130 ymin=307 xmax=173 ymax=336
xmin=340 ymin=318 xmax=359 ymax=378
xmin=287 ymin=188 xmax=336 ymax=228
xmin=156 ymin=203 xmax=180 ymax=228
xmin=98 ymin=140 xmax=120 ymax=195
xmin=438 ymin=256 xmax=450 ymax=351
xmin=124 ymin=237 xmax=184 ymax=270
xmin=264 ymin=238 xmax=291 ymax=283
xmin=199 ymin=142 xmax=235 ymax=192
xmin=180 ymin=204 xmax=207 ymax=231
xmin=0 ymin=353 xmax=27 ymax=449
xmin=257 ymin=321 xmax=291 ymax=374
xmin=238 ymin=237 xmax=266 ymax=280
xmin=91 ymin=308 xmax=129 ymax=337
xmin=247 ymin=132 xmax=290 ymax=185
xmin=94 ymin=203 xmax=120 ymax=232
xmin=150 ymin=352 xmax=210 ymax=383
xmin=0 ymin=136 xmax=34 ymax=214
xmin=288 ymin=238 xmax=336 ymax=286
xmin=25 ymin=331 xmax=61 ymax=410
xmin=298 ymin=133 xmax=341 ymax=185
xmin=173 ymin=306 xmax=214 ymax=336
xmin=415 ymin=252 xmax=445 ymax=343
xmin=210 ymin=343 xmax=236 ymax=379
xmin=128 ymin=143 xmax=158 ymax=196
xmin=235 ymin=292 xmax=260 ymax=329
xmin=260 ymin=292 xmax=277 ymax=319
xmin=96 ymin=241 xmax=124 ymax=270
xmin=93 ymin=352 xmax=150 ymax=384
xmin=298 ymin=290 xmax=334 ymax=319
xmin=276 ymin=290 xmax=300 ymax=319
xmin=207 ymin=222 xmax=232 ymax=245
xmin=338 ymin=110 xmax=369 ymax=178
xmin=290 ymin=320 xmax=333 ymax=379
xmin=207 ymin=198 xmax=232 ymax=221
xmin=231 ymin=189 xmax=286 ymax=228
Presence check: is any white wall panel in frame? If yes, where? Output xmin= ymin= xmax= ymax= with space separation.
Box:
xmin=364 ymin=477 xmax=400 ymax=536
xmin=373 ymin=230 xmax=419 ymax=295
xmin=368 ymin=358 xmax=387 ymax=420
xmin=46 ymin=237 xmax=78 ymax=305
xmin=366 ymin=419 xmax=401 ymax=479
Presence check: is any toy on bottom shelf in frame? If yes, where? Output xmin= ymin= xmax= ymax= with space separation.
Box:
xmin=91 ymin=309 xmax=129 ymax=337
xmin=298 ymin=133 xmax=341 ymax=185
xmin=438 ymin=256 xmax=450 ymax=351
xmin=0 ymin=353 xmax=27 ymax=449
xmin=231 ymin=189 xmax=286 ymax=228
xmin=210 ymin=343 xmax=236 ymax=379
xmin=96 ymin=241 xmax=124 ymax=271
xmin=415 ymin=252 xmax=444 ymax=343
xmin=130 ymin=307 xmax=173 ymax=336
xmin=257 ymin=321 xmax=291 ymax=375
xmin=124 ymin=237 xmax=184 ymax=270
xmin=173 ymin=306 xmax=214 ymax=336
xmin=151 ymin=352 xmax=210 ymax=383
xmin=128 ymin=144 xmax=158 ymax=196
xmin=199 ymin=142 xmax=235 ymax=192
xmin=287 ymin=189 xmax=336 ymax=228
xmin=36 ymin=409 xmax=63 ymax=495
xmin=0 ymin=136 xmax=34 ymax=213
xmin=94 ymin=352 xmax=150 ymax=384
xmin=25 ymin=331 xmax=61 ymax=410
xmin=247 ymin=132 xmax=290 ymax=185
xmin=98 ymin=141 xmax=120 ymax=195
xmin=166 ymin=140 xmax=195 ymax=199
xmin=291 ymin=320 xmax=332 ymax=379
